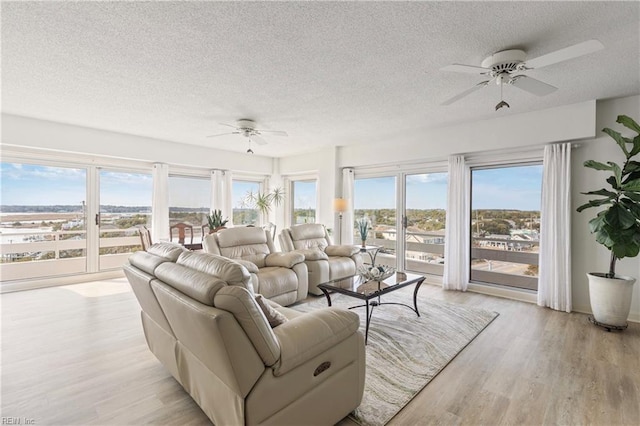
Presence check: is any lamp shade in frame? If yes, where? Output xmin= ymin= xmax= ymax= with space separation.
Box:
xmin=333 ymin=198 xmax=348 ymax=213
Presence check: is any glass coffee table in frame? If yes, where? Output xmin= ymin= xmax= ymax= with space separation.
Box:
xmin=317 ymin=271 xmax=425 ymax=344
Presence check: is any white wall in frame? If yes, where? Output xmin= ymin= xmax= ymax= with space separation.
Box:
xmin=279 ymin=146 xmax=338 ymax=233
xmin=1 ymin=114 xmax=273 ymax=174
xmin=338 ymin=100 xmax=596 ymax=167
xmin=572 ymin=95 xmax=640 ymax=322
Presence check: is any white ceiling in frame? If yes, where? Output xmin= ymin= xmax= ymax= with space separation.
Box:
xmin=2 ymin=1 xmax=639 ymax=158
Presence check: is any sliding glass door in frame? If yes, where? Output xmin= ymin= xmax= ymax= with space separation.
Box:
xmin=353 ymin=169 xmax=447 ymax=275
xmin=353 ymin=176 xmax=397 ymax=267
xmin=98 ymin=169 xmax=152 ymax=271
xmin=403 ymin=172 xmax=448 ymax=275
xmin=470 ymin=164 xmax=542 ymax=290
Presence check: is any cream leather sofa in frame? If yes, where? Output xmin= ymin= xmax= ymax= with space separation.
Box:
xmin=124 ymin=243 xmax=366 ymax=426
xmin=279 ymin=224 xmax=363 ymax=295
xmin=203 ymin=227 xmax=308 ymax=306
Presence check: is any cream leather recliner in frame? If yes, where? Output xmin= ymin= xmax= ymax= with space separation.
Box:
xmin=279 ymin=224 xmax=363 ymax=295
xmin=124 ymin=243 xmax=366 ymax=426
xmin=203 ymin=227 xmax=308 ymax=306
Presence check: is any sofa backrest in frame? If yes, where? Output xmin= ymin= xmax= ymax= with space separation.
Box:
xmin=283 ymin=223 xmax=331 ymax=251
xmin=126 ymin=246 xmax=280 ymax=372
xmin=125 ymin=242 xmax=188 ymax=337
xmin=204 ymin=227 xmax=276 ymax=268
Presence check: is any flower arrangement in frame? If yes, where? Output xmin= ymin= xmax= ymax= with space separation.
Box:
xmin=358 ymin=265 xmax=395 ymax=282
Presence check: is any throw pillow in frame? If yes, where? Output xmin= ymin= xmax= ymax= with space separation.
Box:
xmin=255 ymin=294 xmax=288 ymax=328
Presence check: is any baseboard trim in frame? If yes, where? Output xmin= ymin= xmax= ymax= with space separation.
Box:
xmin=1 ymin=270 xmax=125 ymax=293
xmin=573 ymin=303 xmax=639 ymax=324
xmin=467 ymin=282 xmax=538 ymax=304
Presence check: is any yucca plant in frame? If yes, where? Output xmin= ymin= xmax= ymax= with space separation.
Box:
xmin=355 ymin=217 xmax=371 ymax=244
xmin=206 ymin=209 xmax=228 ymax=229
xmin=576 ymin=115 xmax=640 ymax=278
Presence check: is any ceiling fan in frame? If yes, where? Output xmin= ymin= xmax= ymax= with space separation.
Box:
xmin=440 ymin=39 xmax=604 ymax=109
xmin=206 ymin=119 xmax=288 ymax=153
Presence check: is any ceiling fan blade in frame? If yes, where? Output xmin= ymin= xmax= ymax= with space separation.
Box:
xmin=525 ymin=39 xmax=604 ymax=69
xmin=441 ymin=81 xmax=490 ymax=106
xmin=219 ymin=122 xmax=239 ymax=129
xmin=510 ymin=75 xmax=557 ymax=96
xmin=256 ymin=129 xmax=288 ymax=137
xmin=206 ymin=131 xmax=239 ymax=138
xmin=441 ymin=64 xmax=490 ymax=74
xmin=251 ymin=134 xmax=268 ymax=145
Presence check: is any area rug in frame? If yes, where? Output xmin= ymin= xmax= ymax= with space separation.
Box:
xmin=293 ymin=291 xmax=499 ymax=426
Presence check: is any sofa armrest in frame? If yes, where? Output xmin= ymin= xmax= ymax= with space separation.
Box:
xmin=234 ymin=258 xmax=260 ymax=274
xmin=272 ymin=308 xmax=360 ymax=376
xmin=265 ymin=252 xmax=304 ymax=268
xmin=294 ymin=248 xmax=329 ymax=261
xmin=325 ymin=245 xmax=359 ymax=257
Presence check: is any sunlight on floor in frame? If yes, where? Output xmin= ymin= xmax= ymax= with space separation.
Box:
xmin=61 ymin=278 xmax=131 ymax=298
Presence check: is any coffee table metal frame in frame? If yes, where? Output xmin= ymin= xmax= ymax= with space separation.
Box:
xmin=317 ymin=272 xmax=425 ymax=344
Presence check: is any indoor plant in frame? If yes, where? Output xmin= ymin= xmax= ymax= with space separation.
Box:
xmin=356 ymin=217 xmax=371 ymax=247
xmin=243 ymin=187 xmax=285 ymax=220
xmin=206 ymin=209 xmax=229 ymax=233
xmin=577 ymin=114 xmax=640 ymax=329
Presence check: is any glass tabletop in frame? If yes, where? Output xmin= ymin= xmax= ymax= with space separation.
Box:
xmin=318 ymin=271 xmax=424 ymax=299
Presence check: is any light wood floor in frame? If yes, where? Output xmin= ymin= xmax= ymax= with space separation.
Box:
xmin=1 ymin=278 xmax=639 ymax=425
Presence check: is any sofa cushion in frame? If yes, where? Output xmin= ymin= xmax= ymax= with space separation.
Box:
xmin=265 ymin=252 xmax=304 ymax=268
xmin=128 ymin=251 xmax=169 ymax=276
xmin=325 ymin=245 xmax=359 ymax=257
xmin=289 ymin=224 xmax=326 ymax=241
xmin=295 ymin=248 xmax=329 ymax=261
xmin=147 ymin=242 xmax=187 ymax=261
xmin=256 ymin=267 xmax=299 ymax=299
xmin=214 ymin=286 xmax=281 ymax=366
xmin=177 ymin=251 xmax=252 ymax=288
xmin=255 ymin=294 xmax=288 ymax=328
xmin=155 ymin=262 xmax=227 ymax=306
xmin=328 ymin=257 xmax=357 ymax=280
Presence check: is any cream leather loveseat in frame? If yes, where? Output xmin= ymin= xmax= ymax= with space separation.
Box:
xmin=203 ymin=226 xmax=308 ymax=306
xmin=124 ymin=243 xmax=365 ymax=426
xmin=279 ymin=224 xmax=363 ymax=295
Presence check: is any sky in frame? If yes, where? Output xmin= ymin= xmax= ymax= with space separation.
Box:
xmin=354 ymin=165 xmax=542 ymax=211
xmin=1 ymin=162 xmax=542 ymax=211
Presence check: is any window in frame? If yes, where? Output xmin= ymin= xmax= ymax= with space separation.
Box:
xmin=291 ymin=179 xmax=317 ymax=224
xmin=232 ymin=180 xmax=261 ymax=226
xmin=404 ymin=172 xmax=448 ymax=275
xmin=99 ymin=170 xmax=152 ymax=270
xmin=168 ymin=175 xmax=210 ymax=243
xmin=470 ymin=164 xmax=542 ymax=290
xmin=354 ymin=176 xmax=397 ymax=266
xmin=0 ymin=162 xmax=88 ymax=280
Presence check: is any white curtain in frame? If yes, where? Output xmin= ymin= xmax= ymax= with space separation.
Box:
xmin=538 ymin=143 xmax=572 ymax=312
xmin=210 ymin=169 xmax=232 ymax=223
xmin=341 ymin=168 xmax=355 ymax=244
xmin=443 ymin=155 xmax=470 ymax=291
xmin=151 ymin=163 xmax=170 ymax=243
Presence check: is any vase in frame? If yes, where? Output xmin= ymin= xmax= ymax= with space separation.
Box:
xmin=587 ymin=272 xmax=636 ymax=328
xmin=361 ymin=239 xmax=366 ymax=248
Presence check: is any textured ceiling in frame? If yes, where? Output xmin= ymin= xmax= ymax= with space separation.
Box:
xmin=2 ymin=1 xmax=639 ymax=157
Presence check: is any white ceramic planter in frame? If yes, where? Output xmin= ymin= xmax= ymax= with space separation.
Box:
xmin=587 ymin=273 xmax=636 ymax=327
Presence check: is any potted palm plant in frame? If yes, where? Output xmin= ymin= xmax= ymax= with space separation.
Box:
xmin=577 ymin=114 xmax=640 ymax=330
xmin=243 ymin=187 xmax=285 ymax=221
xmin=206 ymin=209 xmax=229 ymax=233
